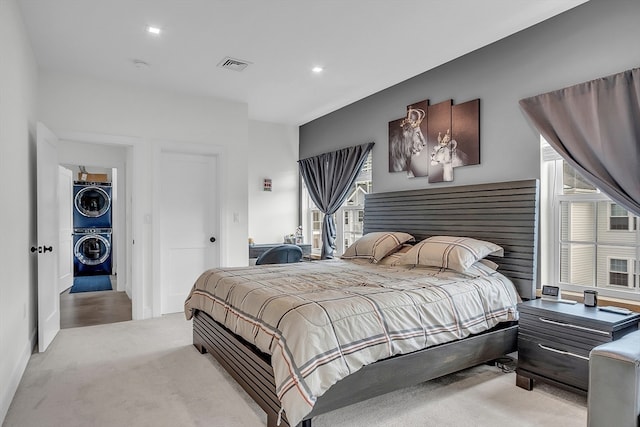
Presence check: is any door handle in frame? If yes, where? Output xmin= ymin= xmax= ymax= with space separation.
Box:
xmin=538 ymin=317 xmax=609 ymax=336
xmin=209 ymin=237 xmax=216 ymax=243
xmin=30 ymin=245 xmax=53 ymax=254
xmin=538 ymin=343 xmax=589 ymax=361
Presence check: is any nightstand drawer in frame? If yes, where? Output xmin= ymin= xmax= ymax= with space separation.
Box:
xmin=519 ymin=312 xmax=612 ymax=347
xmin=518 ymin=335 xmax=589 ymax=390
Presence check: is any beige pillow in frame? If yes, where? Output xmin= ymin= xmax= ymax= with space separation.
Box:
xmin=396 ymin=236 xmax=503 ymax=272
xmin=341 ymin=232 xmax=415 ymax=263
xmin=377 ymin=244 xmax=414 ymax=265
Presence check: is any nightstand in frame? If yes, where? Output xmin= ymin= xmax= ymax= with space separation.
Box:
xmin=516 ymin=299 xmax=640 ymax=393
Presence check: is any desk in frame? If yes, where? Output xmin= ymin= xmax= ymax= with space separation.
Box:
xmin=249 ymin=243 xmax=312 ymax=259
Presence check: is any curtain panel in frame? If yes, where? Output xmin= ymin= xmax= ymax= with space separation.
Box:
xmin=299 ymin=142 xmax=374 ymax=259
xmin=519 ymin=67 xmax=640 ymax=216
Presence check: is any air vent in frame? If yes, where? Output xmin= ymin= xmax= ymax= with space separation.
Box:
xmin=217 ymin=57 xmax=251 ymax=72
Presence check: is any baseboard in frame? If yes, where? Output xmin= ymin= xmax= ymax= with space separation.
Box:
xmin=0 ymin=327 xmax=36 ymax=424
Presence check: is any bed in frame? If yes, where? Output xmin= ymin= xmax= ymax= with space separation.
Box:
xmin=186 ymin=179 xmax=539 ymax=427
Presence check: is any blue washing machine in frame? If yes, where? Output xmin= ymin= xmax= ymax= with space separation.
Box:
xmin=73 ymin=228 xmax=113 ymax=276
xmin=73 ymin=181 xmax=112 ymax=228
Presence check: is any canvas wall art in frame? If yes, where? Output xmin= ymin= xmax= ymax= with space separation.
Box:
xmin=388 ymin=97 xmax=480 ymax=182
xmin=388 ymin=117 xmax=408 ymax=172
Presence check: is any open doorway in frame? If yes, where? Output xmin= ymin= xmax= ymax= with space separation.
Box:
xmin=36 ymin=124 xmax=143 ymax=351
xmin=57 ymin=144 xmax=131 ymax=328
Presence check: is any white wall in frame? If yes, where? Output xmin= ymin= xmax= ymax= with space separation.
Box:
xmin=38 ymin=71 xmax=250 ymax=318
xmin=0 ymin=0 xmax=39 ymax=422
xmin=248 ymin=120 xmax=299 ymax=244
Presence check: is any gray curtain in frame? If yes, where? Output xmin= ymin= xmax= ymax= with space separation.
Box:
xmin=519 ymin=67 xmax=640 ymax=216
xmin=299 ymin=142 xmax=374 ymax=259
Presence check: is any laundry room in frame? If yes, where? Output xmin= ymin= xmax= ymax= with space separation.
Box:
xmin=57 ymin=139 xmax=131 ymax=328
xmin=69 ymin=166 xmax=115 ymax=283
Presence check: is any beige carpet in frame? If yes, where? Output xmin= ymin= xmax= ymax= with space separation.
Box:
xmin=3 ymin=314 xmax=587 ymax=427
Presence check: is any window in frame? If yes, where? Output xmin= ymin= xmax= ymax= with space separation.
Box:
xmin=541 ymin=138 xmax=640 ymax=300
xmin=310 ymin=211 xmax=322 ymax=251
xmin=609 ymin=204 xmax=637 ymax=231
xmin=608 ymin=258 xmax=633 ymax=287
xmin=301 ymin=152 xmax=372 ymax=256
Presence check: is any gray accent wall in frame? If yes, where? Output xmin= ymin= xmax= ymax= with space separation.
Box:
xmin=299 ymin=0 xmax=640 ymax=194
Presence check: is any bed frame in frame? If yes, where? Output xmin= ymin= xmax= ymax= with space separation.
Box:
xmin=193 ymin=179 xmax=539 ymax=427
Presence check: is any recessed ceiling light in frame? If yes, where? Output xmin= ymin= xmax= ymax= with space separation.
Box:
xmin=147 ymin=26 xmax=161 ymax=35
xmin=132 ymin=59 xmax=150 ymax=69
xmin=312 ymin=66 xmax=323 ymax=73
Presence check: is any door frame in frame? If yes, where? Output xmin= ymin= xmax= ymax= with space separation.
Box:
xmin=56 ymin=130 xmax=145 ymax=319
xmin=151 ymin=140 xmax=225 ymax=317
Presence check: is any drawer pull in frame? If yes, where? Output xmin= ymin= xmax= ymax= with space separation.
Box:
xmin=538 ymin=343 xmax=589 ymax=361
xmin=538 ymin=317 xmax=609 ymax=336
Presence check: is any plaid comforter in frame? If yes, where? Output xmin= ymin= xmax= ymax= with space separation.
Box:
xmin=184 ymin=259 xmax=519 ymax=426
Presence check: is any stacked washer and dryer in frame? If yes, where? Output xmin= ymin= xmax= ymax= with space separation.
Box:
xmin=73 ymin=181 xmax=113 ymax=276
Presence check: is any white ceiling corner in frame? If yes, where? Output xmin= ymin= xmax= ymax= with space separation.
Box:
xmin=17 ymin=0 xmax=589 ymax=125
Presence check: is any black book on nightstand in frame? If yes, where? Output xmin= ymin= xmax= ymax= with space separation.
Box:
xmin=515 ymin=298 xmax=640 ymax=393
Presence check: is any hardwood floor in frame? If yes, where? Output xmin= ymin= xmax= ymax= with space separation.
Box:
xmin=60 ymin=277 xmax=132 ymax=329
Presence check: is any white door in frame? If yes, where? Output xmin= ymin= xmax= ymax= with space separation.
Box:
xmin=58 ymin=166 xmax=73 ymax=293
xmin=160 ymin=151 xmax=218 ymax=314
xmin=36 ymin=123 xmax=60 ymax=352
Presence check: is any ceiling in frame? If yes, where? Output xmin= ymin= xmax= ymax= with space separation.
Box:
xmin=18 ymin=0 xmax=589 ymax=126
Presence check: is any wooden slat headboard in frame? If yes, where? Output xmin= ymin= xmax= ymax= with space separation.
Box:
xmin=363 ymin=179 xmax=540 ymax=300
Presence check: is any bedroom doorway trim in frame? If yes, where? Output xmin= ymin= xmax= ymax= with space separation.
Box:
xmin=56 ymin=130 xmax=144 ymax=319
